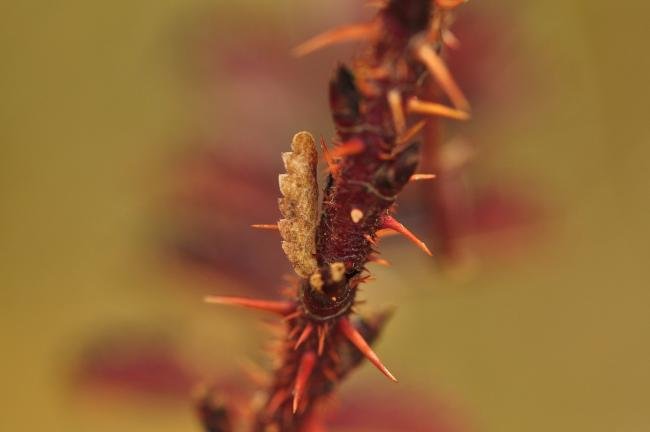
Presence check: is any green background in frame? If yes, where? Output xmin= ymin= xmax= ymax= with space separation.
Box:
xmin=2 ymin=1 xmax=649 ymax=431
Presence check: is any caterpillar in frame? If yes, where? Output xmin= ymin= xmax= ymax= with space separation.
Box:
xmin=277 ymin=131 xmax=319 ymax=279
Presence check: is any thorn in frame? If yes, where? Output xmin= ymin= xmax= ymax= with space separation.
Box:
xmin=338 ymin=317 xmax=397 ymax=382
xmin=363 ymin=233 xmax=377 ymax=246
xmin=414 ymin=43 xmax=470 ymax=111
xmin=294 ymin=324 xmax=314 ymax=350
xmin=330 ymin=138 xmax=365 ymax=158
xmin=407 ymin=98 xmax=470 ymax=121
xmin=409 ymin=173 xmax=437 ymax=181
xmin=395 ymin=120 xmax=426 ymax=147
xmin=251 ymin=223 xmax=279 ymax=230
xmin=327 ymin=346 xmax=341 ymax=365
xmin=282 ymin=310 xmax=303 ymax=322
xmin=376 ymin=228 xmax=399 ymax=238
xmin=379 ymin=214 xmax=433 ymax=256
xmin=436 ymin=0 xmax=467 ymax=9
xmin=266 ymin=389 xmax=290 ymax=415
xmin=288 ymin=326 xmax=302 ymax=341
xmin=317 ymin=324 xmax=327 ymax=356
xmin=368 ymin=255 xmax=391 ymax=267
xmin=204 ymin=296 xmax=295 ymax=315
xmin=442 ymin=29 xmax=461 ymax=50
xmin=322 ymin=366 xmax=338 ymax=382
xmin=292 ymin=22 xmax=376 ymax=57
xmin=387 ymin=89 xmax=406 ymax=135
xmin=320 ymin=137 xmax=339 ymax=177
xmin=293 ymin=351 xmax=317 ymax=414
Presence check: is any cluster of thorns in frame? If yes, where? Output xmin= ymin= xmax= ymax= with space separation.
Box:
xmin=200 ymin=1 xmax=470 ymax=430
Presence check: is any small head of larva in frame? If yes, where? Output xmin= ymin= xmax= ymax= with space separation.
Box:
xmin=277 ymin=131 xmax=319 ymax=278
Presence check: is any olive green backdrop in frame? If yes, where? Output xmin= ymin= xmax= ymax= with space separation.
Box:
xmin=2 ymin=1 xmax=649 ymax=431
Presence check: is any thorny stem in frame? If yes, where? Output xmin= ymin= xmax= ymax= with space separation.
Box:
xmin=200 ymin=1 xmax=470 ymax=431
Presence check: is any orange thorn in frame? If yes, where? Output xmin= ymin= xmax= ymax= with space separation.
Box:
xmin=409 ymin=173 xmax=437 ymax=181
xmin=322 ymin=366 xmax=338 ymax=382
xmin=327 ymin=346 xmax=341 ymax=365
xmin=407 ymin=98 xmax=470 ymax=121
xmin=266 ymin=389 xmax=290 ymax=415
xmin=436 ymin=0 xmax=466 ymax=9
xmin=293 ymin=351 xmax=317 ymax=414
xmin=387 ymin=89 xmax=406 ymax=135
xmin=204 ymin=296 xmax=295 ymax=315
xmin=288 ymin=325 xmax=302 ymax=340
xmin=442 ymin=29 xmax=461 ymax=50
xmin=283 ymin=310 xmax=303 ymax=322
xmin=292 ymin=22 xmax=377 ymax=57
xmin=317 ymin=324 xmax=327 ymax=356
xmin=414 ymin=43 xmax=470 ymax=111
xmin=294 ymin=324 xmax=314 ymax=350
xmin=251 ymin=224 xmax=279 ymax=230
xmin=363 ymin=233 xmax=377 ymax=246
xmin=395 ymin=120 xmax=426 ymax=147
xmin=320 ymin=137 xmax=339 ymax=177
xmin=379 ymin=214 xmax=433 ymax=256
xmin=338 ymin=317 xmax=397 ymax=382
xmin=376 ymin=228 xmax=399 ymax=238
xmin=368 ymin=255 xmax=391 ymax=267
xmin=330 ymin=138 xmax=365 ymax=158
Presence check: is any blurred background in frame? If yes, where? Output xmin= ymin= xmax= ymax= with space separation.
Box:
xmin=2 ymin=1 xmax=649 ymax=431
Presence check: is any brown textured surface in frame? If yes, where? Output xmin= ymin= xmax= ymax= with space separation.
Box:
xmin=278 ymin=131 xmax=319 ymax=278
